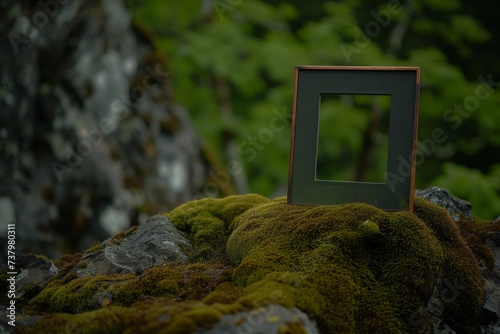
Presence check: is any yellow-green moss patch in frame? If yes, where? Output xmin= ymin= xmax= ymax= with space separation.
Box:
xmin=167 ymin=194 xmax=271 ymax=260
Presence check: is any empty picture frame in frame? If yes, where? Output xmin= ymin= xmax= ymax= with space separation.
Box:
xmin=287 ymin=66 xmax=420 ymax=212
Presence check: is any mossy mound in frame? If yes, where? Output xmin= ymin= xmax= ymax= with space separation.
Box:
xmin=168 ymin=194 xmax=271 ymax=261
xmin=17 ymin=194 xmax=499 ymax=333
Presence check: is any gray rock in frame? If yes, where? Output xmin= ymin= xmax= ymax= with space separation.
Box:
xmin=404 ymin=278 xmax=466 ymax=334
xmin=0 ymin=0 xmax=214 ymax=263
xmin=426 ymin=282 xmax=459 ymax=334
xmin=0 ymin=308 xmax=16 ymax=334
xmin=0 ymin=254 xmax=58 ymax=304
xmin=196 ymin=304 xmax=319 ymax=334
xmin=416 ymin=186 xmax=473 ymax=222
xmin=481 ymin=238 xmax=500 ymax=334
xmin=72 ymin=215 xmax=193 ymax=277
xmin=0 ymin=255 xmax=57 ymax=332
xmin=15 ymin=254 xmax=59 ymax=299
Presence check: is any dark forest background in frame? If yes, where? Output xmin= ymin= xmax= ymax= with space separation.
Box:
xmin=125 ymin=0 xmax=500 ymax=219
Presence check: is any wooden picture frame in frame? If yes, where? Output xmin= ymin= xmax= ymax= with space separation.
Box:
xmin=287 ymin=66 xmax=420 ymax=212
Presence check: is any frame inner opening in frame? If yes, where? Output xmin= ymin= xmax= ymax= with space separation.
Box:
xmin=316 ymin=94 xmax=391 ymax=183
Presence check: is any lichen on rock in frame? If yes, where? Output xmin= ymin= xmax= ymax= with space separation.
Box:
xmin=10 ymin=193 xmax=500 ymax=334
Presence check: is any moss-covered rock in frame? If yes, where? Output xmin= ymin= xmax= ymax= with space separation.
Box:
xmin=168 ymin=194 xmax=271 ymax=261
xmin=13 ymin=193 xmax=500 ymax=334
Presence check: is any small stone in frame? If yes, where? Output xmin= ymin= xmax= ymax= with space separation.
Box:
xmin=200 ymin=305 xmax=319 ymax=334
xmin=10 ymin=254 xmax=58 ymax=301
xmin=416 ymin=186 xmax=473 ymax=222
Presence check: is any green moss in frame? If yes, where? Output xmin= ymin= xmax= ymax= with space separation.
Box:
xmin=159 ymin=316 xmax=197 ymax=334
xmin=25 ymin=274 xmax=132 ymax=314
xmin=34 ymin=254 xmax=49 ymax=261
xmin=21 ymin=194 xmax=491 ymax=334
xmin=278 ymin=321 xmax=309 ymax=334
xmin=180 ymin=305 xmax=221 ymax=328
xmin=77 ymin=260 xmax=89 ymax=269
xmin=414 ymin=197 xmax=485 ymax=333
xmin=455 ymin=215 xmax=500 ymax=270
xmin=167 ymin=194 xmax=270 ymax=260
xmin=19 ymin=306 xmax=153 ymax=334
xmin=224 ymin=201 xmax=397 ymax=332
xmin=53 ymin=253 xmax=83 ymax=271
xmin=84 ymin=242 xmax=104 ymax=254
xmin=109 ymin=226 xmax=138 ymax=245
xmin=224 ymin=197 xmax=482 ymax=333
xmin=21 ymin=301 xmax=222 ymax=334
xmin=105 ymin=262 xmax=232 ymax=307
xmin=203 ymin=282 xmax=244 ymax=305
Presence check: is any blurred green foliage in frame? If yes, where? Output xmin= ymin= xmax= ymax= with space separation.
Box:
xmin=125 ymin=0 xmax=500 ymax=219
xmin=317 ymin=94 xmax=391 ymax=183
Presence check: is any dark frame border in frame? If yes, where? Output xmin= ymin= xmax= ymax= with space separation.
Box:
xmin=287 ymin=66 xmax=420 ymax=212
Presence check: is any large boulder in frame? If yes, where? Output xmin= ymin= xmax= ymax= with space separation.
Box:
xmin=5 ymin=192 xmax=500 ymax=334
xmin=0 ymin=0 xmax=221 ymax=260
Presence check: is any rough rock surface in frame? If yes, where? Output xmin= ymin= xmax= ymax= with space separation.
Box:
xmin=1 ymin=254 xmax=58 ymax=302
xmin=70 ymin=215 xmax=193 ymax=278
xmin=410 ymin=188 xmax=500 ymax=334
xmin=0 ymin=0 xmax=219 ymax=261
xmin=202 ymin=304 xmax=319 ymax=334
xmin=416 ymin=186 xmax=473 ymax=222
xmin=481 ymin=233 xmax=500 ymax=334
xmin=6 ymin=191 xmax=500 ymax=334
